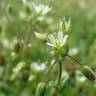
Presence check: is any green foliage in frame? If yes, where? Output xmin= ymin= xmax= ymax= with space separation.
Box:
xmin=0 ymin=0 xmax=96 ymax=96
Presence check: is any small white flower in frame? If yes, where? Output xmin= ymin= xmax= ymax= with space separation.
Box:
xmin=31 ymin=62 xmax=47 ymax=71
xmin=33 ymin=3 xmax=51 ymax=15
xmin=47 ymin=31 xmax=68 ymax=49
xmin=33 ymin=3 xmax=51 ymax=21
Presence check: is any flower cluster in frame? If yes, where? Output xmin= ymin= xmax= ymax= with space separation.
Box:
xmin=35 ymin=18 xmax=71 ymax=57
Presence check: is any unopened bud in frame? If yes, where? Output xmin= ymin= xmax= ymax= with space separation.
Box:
xmin=36 ymin=82 xmax=47 ymax=96
xmin=60 ymin=18 xmax=71 ymax=34
xmin=35 ymin=32 xmax=47 ymax=42
xmin=81 ymin=66 xmax=95 ymax=82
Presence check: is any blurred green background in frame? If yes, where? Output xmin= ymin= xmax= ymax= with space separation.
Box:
xmin=0 ymin=0 xmax=96 ymax=96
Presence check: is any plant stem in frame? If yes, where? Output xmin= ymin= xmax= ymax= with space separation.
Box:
xmin=67 ymin=54 xmax=83 ymax=66
xmin=3 ymin=6 xmax=20 ymax=40
xmin=23 ymin=20 xmax=39 ymax=47
xmin=52 ymin=59 xmax=62 ymax=96
xmin=57 ymin=60 xmax=62 ymax=85
xmin=43 ymin=60 xmax=57 ymax=82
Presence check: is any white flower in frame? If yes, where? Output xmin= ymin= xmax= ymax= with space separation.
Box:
xmin=47 ymin=31 xmax=68 ymax=49
xmin=33 ymin=3 xmax=51 ymax=21
xmin=33 ymin=3 xmax=51 ymax=15
xmin=31 ymin=62 xmax=47 ymax=71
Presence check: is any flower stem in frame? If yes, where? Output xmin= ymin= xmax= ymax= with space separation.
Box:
xmin=67 ymin=54 xmax=83 ymax=66
xmin=52 ymin=60 xmax=62 ymax=96
xmin=57 ymin=60 xmax=62 ymax=85
xmin=3 ymin=6 xmax=20 ymax=40
xmin=43 ymin=60 xmax=57 ymax=82
xmin=23 ymin=20 xmax=39 ymax=47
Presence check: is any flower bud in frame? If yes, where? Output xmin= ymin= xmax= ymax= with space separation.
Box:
xmin=36 ymin=82 xmax=47 ymax=96
xmin=59 ymin=18 xmax=71 ymax=34
xmin=81 ymin=66 xmax=95 ymax=82
xmin=35 ymin=32 xmax=47 ymax=42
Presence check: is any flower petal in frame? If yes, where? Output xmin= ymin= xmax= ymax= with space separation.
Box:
xmin=62 ymin=35 xmax=68 ymax=45
xmin=46 ymin=42 xmax=55 ymax=47
xmin=57 ymin=31 xmax=63 ymax=43
xmin=48 ymin=34 xmax=55 ymax=44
